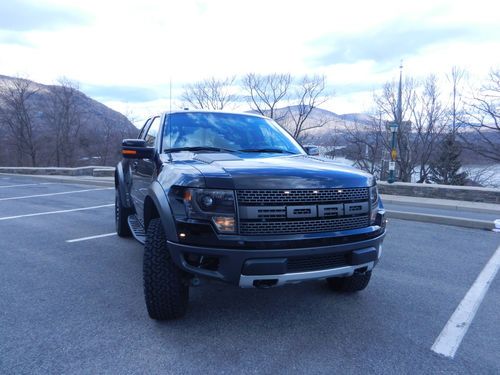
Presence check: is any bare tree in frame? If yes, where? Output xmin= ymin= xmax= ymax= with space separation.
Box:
xmin=410 ymin=75 xmax=446 ymax=182
xmin=45 ymin=78 xmax=86 ymax=166
xmin=0 ymin=76 xmax=40 ymax=166
xmin=459 ymin=69 xmax=500 ymax=162
xmin=374 ymin=77 xmax=417 ymax=182
xmin=241 ymin=73 xmax=291 ymax=120
xmin=181 ymin=76 xmax=237 ymax=110
xmin=448 ymin=66 xmax=466 ymax=136
xmin=463 ymin=165 xmax=499 ymax=187
xmin=342 ymin=113 xmax=385 ymax=177
xmin=284 ymin=75 xmax=330 ymax=141
xmin=372 ymin=75 xmax=447 ymax=182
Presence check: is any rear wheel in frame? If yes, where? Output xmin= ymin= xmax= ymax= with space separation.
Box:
xmin=327 ymin=271 xmax=372 ymax=292
xmin=143 ymin=218 xmax=189 ymax=320
xmin=115 ymin=189 xmax=132 ymax=237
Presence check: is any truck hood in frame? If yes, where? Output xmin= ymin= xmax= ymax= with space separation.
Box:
xmin=162 ymin=153 xmax=374 ymax=189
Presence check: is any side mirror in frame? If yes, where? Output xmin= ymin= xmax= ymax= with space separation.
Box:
xmin=303 ymin=145 xmax=320 ymax=156
xmin=122 ymin=139 xmax=155 ymax=159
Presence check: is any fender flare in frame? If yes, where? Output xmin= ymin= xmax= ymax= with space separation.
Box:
xmin=146 ymin=181 xmax=179 ymax=242
xmin=115 ymin=162 xmax=133 ymax=208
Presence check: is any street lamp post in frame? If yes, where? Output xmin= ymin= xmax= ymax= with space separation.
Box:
xmin=388 ymin=122 xmax=398 ymax=183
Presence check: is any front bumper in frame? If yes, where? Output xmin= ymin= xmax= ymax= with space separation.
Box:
xmin=167 ymin=230 xmax=385 ymax=287
xmin=239 ymin=261 xmax=375 ymax=288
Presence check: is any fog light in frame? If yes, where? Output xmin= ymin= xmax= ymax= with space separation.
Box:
xmin=179 ymin=232 xmax=186 ymax=239
xmin=212 ymin=216 xmax=235 ymax=233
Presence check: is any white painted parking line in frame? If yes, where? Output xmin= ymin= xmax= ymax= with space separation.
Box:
xmin=0 ymin=187 xmax=113 ymax=201
xmin=0 ymin=204 xmax=114 ymax=221
xmin=66 ymin=232 xmax=117 ymax=243
xmin=431 ymin=245 xmax=500 ymax=358
xmin=0 ymin=182 xmax=57 ymax=189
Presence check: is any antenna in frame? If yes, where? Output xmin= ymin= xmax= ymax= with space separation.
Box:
xmin=169 ymin=77 xmax=172 ymax=113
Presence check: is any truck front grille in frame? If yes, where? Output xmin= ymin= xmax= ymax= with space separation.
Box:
xmin=237 ymin=188 xmax=370 ymax=236
xmin=239 ymin=216 xmax=370 ymax=235
xmin=236 ymin=188 xmax=368 ymax=204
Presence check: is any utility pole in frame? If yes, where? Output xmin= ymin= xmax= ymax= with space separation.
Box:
xmin=388 ymin=62 xmax=402 ymax=184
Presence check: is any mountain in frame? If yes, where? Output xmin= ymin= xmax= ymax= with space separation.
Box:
xmin=339 ymin=113 xmax=374 ymax=125
xmin=0 ymin=75 xmax=137 ymax=167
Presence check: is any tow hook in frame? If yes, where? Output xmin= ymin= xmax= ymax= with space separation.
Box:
xmin=253 ymin=279 xmax=278 ymax=288
xmin=189 ymin=277 xmax=201 ymax=287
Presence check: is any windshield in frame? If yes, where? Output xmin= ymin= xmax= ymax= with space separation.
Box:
xmin=163 ymin=112 xmax=304 ymax=154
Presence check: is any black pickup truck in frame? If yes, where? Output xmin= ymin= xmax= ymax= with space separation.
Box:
xmin=115 ymin=110 xmax=386 ymax=320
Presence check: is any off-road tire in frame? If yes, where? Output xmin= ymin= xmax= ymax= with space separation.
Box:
xmin=327 ymin=271 xmax=372 ymax=293
xmin=143 ymin=218 xmax=189 ymax=320
xmin=115 ymin=189 xmax=132 ymax=237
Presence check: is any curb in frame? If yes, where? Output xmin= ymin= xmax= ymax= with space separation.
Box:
xmin=381 ymin=195 xmax=500 ymax=215
xmin=386 ymin=210 xmax=495 ymax=231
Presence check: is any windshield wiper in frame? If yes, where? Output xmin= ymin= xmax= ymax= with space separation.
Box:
xmin=164 ymin=146 xmax=236 ymax=153
xmin=238 ymin=148 xmax=295 ymax=154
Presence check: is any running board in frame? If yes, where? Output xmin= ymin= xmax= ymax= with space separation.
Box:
xmin=127 ymin=215 xmax=146 ymax=244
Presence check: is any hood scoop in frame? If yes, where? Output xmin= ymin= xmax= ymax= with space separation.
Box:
xmin=193 ymin=153 xmax=242 ymax=164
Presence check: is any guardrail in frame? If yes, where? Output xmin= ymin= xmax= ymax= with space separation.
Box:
xmin=378 ymin=181 xmax=500 ymax=204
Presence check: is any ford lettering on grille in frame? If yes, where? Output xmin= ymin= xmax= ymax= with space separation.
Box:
xmin=239 ymin=202 xmax=369 ymax=220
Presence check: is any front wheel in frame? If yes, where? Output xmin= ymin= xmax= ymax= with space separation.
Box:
xmin=143 ymin=218 xmax=189 ymax=320
xmin=326 ymin=271 xmax=372 ymax=292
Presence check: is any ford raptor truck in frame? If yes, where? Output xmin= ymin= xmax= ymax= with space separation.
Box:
xmin=115 ymin=110 xmax=386 ymax=320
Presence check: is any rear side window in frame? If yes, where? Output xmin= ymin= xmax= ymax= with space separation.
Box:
xmin=145 ymin=117 xmax=160 ymax=147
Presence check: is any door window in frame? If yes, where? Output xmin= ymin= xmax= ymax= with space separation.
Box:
xmin=145 ymin=117 xmax=160 ymax=147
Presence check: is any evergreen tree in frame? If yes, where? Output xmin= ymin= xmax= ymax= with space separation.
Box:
xmin=429 ymin=134 xmax=468 ymax=185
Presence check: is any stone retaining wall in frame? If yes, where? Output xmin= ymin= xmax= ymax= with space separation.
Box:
xmin=2 ymin=166 xmax=499 ymax=204
xmin=0 ymin=166 xmax=115 ymax=177
xmin=378 ymin=181 xmax=500 ymax=204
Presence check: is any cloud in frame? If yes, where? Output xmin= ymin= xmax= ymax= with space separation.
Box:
xmin=0 ymin=31 xmax=32 ymax=46
xmin=333 ymin=82 xmax=378 ymax=96
xmin=0 ymin=0 xmax=88 ymax=32
xmin=82 ymin=84 xmax=160 ymax=102
xmin=311 ymin=23 xmax=495 ymax=67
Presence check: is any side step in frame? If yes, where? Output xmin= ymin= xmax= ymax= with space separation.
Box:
xmin=127 ymin=215 xmax=146 ymax=244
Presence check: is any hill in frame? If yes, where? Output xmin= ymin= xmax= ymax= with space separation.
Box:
xmin=0 ymin=75 xmax=137 ymax=167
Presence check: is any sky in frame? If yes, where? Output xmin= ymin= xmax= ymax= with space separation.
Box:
xmin=1 ymin=0 xmax=499 ymax=123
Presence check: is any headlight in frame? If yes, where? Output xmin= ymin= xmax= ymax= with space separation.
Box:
xmin=369 ymin=185 xmax=379 ymax=225
xmin=169 ymin=187 xmax=236 ymax=233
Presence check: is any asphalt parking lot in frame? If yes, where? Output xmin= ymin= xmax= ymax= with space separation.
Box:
xmin=0 ymin=174 xmax=499 ymax=374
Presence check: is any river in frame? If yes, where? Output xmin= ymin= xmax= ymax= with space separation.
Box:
xmin=330 ymin=157 xmax=500 ymax=188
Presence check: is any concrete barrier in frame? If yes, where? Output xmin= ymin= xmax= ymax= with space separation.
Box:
xmin=378 ymin=181 xmax=500 ymax=204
